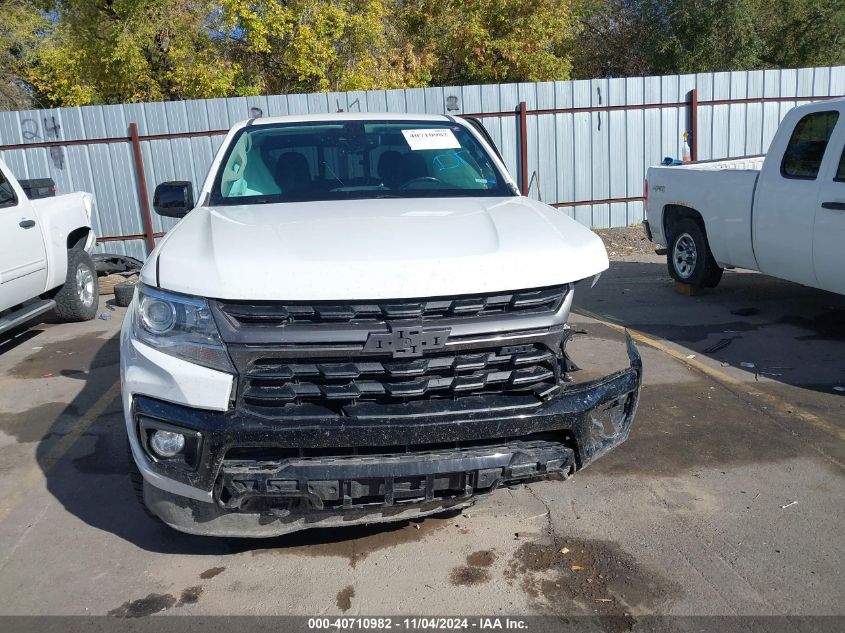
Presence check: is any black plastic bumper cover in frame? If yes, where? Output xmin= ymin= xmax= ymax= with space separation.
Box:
xmin=134 ymin=335 xmax=642 ymax=535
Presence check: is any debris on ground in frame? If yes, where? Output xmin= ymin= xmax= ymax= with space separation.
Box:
xmin=98 ymin=313 xmax=112 ymax=321
xmin=98 ymin=273 xmax=139 ymax=296
xmin=703 ymin=338 xmax=735 ymax=354
xmin=92 ymin=254 xmax=143 ymax=276
xmin=740 ymin=362 xmax=756 ymax=369
xmin=592 ymin=226 xmax=656 ymax=260
xmin=780 ymin=501 xmax=798 ymax=509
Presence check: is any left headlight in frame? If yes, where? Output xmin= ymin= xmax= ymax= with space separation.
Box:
xmin=131 ymin=283 xmax=235 ymax=374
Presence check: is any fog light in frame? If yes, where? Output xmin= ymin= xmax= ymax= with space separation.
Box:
xmin=149 ymin=430 xmax=185 ymax=458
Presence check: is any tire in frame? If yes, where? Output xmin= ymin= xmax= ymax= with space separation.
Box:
xmin=114 ymin=279 xmax=138 ymax=308
xmin=54 ymin=248 xmax=99 ymax=321
xmin=666 ymin=218 xmax=723 ymax=288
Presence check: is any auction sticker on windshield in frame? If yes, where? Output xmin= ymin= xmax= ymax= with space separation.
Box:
xmin=402 ymin=128 xmax=461 ymax=151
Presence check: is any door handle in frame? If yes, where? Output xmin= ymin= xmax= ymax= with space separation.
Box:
xmin=821 ymin=201 xmax=845 ymax=211
xmin=18 ymin=219 xmax=36 ymax=228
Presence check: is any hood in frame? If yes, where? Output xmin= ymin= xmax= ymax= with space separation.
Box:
xmin=145 ymin=197 xmax=608 ymax=300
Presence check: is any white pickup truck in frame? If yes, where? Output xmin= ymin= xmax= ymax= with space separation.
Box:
xmin=121 ymin=113 xmax=642 ymax=537
xmin=644 ymin=98 xmax=845 ymax=295
xmin=0 ymin=159 xmax=99 ymax=334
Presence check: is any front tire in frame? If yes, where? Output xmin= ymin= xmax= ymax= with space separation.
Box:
xmin=54 ymin=248 xmax=99 ymax=321
xmin=666 ymin=218 xmax=723 ymax=288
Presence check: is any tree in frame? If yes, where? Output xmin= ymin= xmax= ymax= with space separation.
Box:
xmin=217 ymin=0 xmax=430 ymax=94
xmin=571 ymin=0 xmax=763 ymax=78
xmin=399 ymin=0 xmax=578 ymax=86
xmin=0 ymin=1 xmax=50 ymax=109
xmin=755 ymin=0 xmax=845 ymax=69
xmin=22 ymin=1 xmax=246 ymax=106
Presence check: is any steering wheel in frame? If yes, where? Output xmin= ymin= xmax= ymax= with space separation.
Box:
xmin=399 ymin=176 xmax=444 ymax=190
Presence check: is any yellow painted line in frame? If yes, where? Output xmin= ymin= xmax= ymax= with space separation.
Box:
xmin=576 ymin=308 xmax=845 ymax=443
xmin=0 ymin=382 xmax=121 ymax=524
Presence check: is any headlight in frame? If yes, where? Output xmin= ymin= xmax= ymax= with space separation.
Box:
xmin=131 ymin=283 xmax=234 ymax=373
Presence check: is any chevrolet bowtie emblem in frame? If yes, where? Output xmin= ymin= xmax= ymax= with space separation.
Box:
xmin=363 ymin=323 xmax=450 ymax=358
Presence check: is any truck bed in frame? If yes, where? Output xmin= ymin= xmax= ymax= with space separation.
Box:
xmin=673 ymin=156 xmax=764 ymax=171
xmin=646 ymin=158 xmax=762 ymax=271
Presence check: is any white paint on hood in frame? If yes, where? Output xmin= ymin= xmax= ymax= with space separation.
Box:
xmin=143 ymin=196 xmax=609 ymax=301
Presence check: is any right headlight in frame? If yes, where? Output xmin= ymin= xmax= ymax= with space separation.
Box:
xmin=131 ymin=283 xmax=235 ymax=374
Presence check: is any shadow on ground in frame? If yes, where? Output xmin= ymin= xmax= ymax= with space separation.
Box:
xmin=26 ymin=263 xmax=845 ymax=552
xmin=30 ymin=333 xmax=459 ymax=554
xmin=574 ymin=260 xmax=845 ymax=396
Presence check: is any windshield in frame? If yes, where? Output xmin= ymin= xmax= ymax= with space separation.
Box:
xmin=209 ymin=119 xmax=513 ymax=205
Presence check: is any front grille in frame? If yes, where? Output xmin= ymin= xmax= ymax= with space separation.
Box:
xmin=238 ymin=343 xmax=561 ymax=413
xmin=217 ymin=285 xmax=568 ymax=327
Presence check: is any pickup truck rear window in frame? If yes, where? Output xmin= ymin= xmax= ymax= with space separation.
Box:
xmin=836 ymin=146 xmax=845 ymax=182
xmin=780 ymin=111 xmax=839 ymax=180
xmin=209 ymin=120 xmax=513 ymax=205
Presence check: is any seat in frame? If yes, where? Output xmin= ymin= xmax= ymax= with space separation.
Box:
xmin=377 ymin=150 xmax=402 ymax=189
xmin=275 ymin=152 xmax=312 ymax=196
xmin=397 ymin=153 xmax=429 ymax=186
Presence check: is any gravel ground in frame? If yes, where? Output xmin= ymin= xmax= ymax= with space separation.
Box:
xmin=593 ymin=225 xmax=657 ymax=260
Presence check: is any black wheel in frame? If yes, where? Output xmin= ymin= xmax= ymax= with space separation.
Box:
xmin=114 ymin=279 xmax=138 ymax=307
xmin=666 ymin=218 xmax=723 ymax=288
xmin=54 ymin=248 xmax=99 ymax=321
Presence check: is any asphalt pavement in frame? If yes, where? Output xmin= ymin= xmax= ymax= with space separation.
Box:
xmin=0 ymin=255 xmax=842 ymax=622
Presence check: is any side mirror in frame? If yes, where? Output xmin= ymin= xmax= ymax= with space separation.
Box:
xmin=153 ymin=181 xmax=194 ymax=218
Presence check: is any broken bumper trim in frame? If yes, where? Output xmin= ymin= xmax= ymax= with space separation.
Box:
xmin=133 ymin=335 xmax=642 ymax=536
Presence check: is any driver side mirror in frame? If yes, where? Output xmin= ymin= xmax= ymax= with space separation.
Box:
xmin=153 ymin=181 xmax=194 ymax=218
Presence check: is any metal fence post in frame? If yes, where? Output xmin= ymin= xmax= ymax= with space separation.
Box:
xmin=129 ymin=122 xmax=157 ymax=254
xmin=518 ymin=101 xmax=529 ymax=195
xmin=688 ymin=89 xmax=698 ymax=162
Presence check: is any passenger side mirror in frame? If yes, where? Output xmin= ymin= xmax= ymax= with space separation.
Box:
xmin=153 ymin=181 xmax=194 ymax=218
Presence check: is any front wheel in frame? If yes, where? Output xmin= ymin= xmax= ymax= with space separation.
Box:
xmin=54 ymin=248 xmax=99 ymax=321
xmin=666 ymin=218 xmax=723 ymax=288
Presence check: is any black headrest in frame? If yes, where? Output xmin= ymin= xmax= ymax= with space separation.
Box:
xmin=275 ymin=152 xmax=311 ymax=194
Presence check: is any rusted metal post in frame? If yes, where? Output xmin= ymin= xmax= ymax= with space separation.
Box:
xmin=129 ymin=122 xmax=157 ymax=254
xmin=688 ymin=89 xmax=698 ymax=162
xmin=519 ymin=101 xmax=529 ymax=195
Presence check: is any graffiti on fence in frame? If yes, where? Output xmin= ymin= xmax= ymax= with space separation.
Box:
xmin=20 ymin=115 xmax=65 ymax=169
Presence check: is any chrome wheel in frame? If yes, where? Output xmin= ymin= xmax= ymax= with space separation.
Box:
xmin=672 ymin=233 xmax=698 ymax=279
xmin=76 ymin=265 xmax=95 ymax=308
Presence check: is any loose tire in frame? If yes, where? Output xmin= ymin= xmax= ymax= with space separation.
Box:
xmin=114 ymin=279 xmax=138 ymax=308
xmin=666 ymin=218 xmax=723 ymax=288
xmin=54 ymin=248 xmax=99 ymax=321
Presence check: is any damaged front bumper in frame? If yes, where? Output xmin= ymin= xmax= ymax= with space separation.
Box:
xmin=128 ymin=335 xmax=642 ymax=537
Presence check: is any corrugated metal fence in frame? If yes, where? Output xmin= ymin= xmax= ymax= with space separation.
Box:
xmin=1 ymin=66 xmax=844 ymax=260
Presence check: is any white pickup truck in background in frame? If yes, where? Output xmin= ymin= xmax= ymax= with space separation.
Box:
xmin=0 ymin=158 xmax=99 ymax=334
xmin=644 ymin=99 xmax=845 ymax=295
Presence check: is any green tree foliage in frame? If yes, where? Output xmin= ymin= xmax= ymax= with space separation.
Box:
xmin=0 ymin=0 xmax=51 ymax=109
xmin=397 ymin=0 xmax=577 ymax=85
xmin=24 ymin=0 xmax=244 ymax=105
xmin=1 ymin=0 xmax=844 ymax=109
xmin=218 ymin=0 xmax=430 ymax=93
xmin=572 ymin=0 xmax=845 ymax=79
xmin=755 ymin=0 xmax=845 ymax=69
